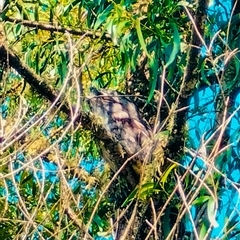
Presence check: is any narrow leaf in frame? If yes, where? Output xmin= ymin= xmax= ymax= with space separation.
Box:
xmin=192 ymin=196 xmax=210 ymax=205
xmin=135 ymin=18 xmax=152 ymax=59
xmin=161 ymin=163 xmax=177 ymax=188
xmin=207 ymin=197 xmax=219 ymax=228
xmin=94 ymin=4 xmax=113 ymax=30
xmin=147 ymin=55 xmax=159 ymax=102
xmin=165 ymin=23 xmax=180 ymax=68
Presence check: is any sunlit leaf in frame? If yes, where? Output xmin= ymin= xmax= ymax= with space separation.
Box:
xmin=160 ymin=163 xmax=177 ymax=189
xmin=199 ymin=222 xmax=208 ymax=240
xmin=192 ymin=196 xmax=210 ymax=205
xmin=63 ymin=0 xmax=81 ymax=16
xmin=207 ymin=196 xmax=219 ymax=228
xmin=94 ymin=4 xmax=113 ymax=30
xmin=138 ymin=182 xmax=157 ymax=199
xmin=135 ymin=18 xmax=152 ymax=59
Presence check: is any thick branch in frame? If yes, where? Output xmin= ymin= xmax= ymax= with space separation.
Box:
xmin=5 ymin=16 xmax=111 ymax=40
xmin=167 ymin=0 xmax=209 ymax=163
xmin=0 ymin=42 xmax=70 ymax=114
xmin=181 ymin=0 xmax=209 ymax=98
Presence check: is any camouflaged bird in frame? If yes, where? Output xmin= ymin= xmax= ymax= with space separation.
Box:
xmin=87 ymin=88 xmax=152 ymax=178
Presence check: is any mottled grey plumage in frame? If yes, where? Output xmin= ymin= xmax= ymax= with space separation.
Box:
xmin=87 ymin=88 xmax=152 ymax=176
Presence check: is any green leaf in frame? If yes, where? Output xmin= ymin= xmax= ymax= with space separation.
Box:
xmin=39 ymin=42 xmax=53 ymax=74
xmin=19 ymin=171 xmax=30 ymax=184
xmin=116 ymin=20 xmax=129 ymax=36
xmin=138 ymin=182 xmax=157 ymax=199
xmin=199 ymin=222 xmax=208 ymax=240
xmin=160 ymin=163 xmax=177 ymax=189
xmin=93 ymin=214 xmax=104 ymax=230
xmin=63 ymin=0 xmax=81 ymax=16
xmin=200 ymin=59 xmax=211 ymax=86
xmin=35 ymin=49 xmax=40 ymax=74
xmin=135 ymin=18 xmax=152 ymax=59
xmin=94 ymin=4 xmax=113 ymax=30
xmin=147 ymin=56 xmax=159 ymax=102
xmin=192 ymin=196 xmax=210 ymax=205
xmin=207 ymin=196 xmax=219 ymax=228
xmin=165 ymin=23 xmax=180 ymax=68
xmin=121 ymin=187 xmax=138 ymax=207
xmin=131 ymin=45 xmax=141 ymax=70
xmin=58 ymin=51 xmax=68 ymax=84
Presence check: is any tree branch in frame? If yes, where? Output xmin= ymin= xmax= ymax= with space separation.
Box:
xmin=0 ymin=41 xmax=70 ymax=114
xmin=5 ymin=16 xmax=112 ymax=40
